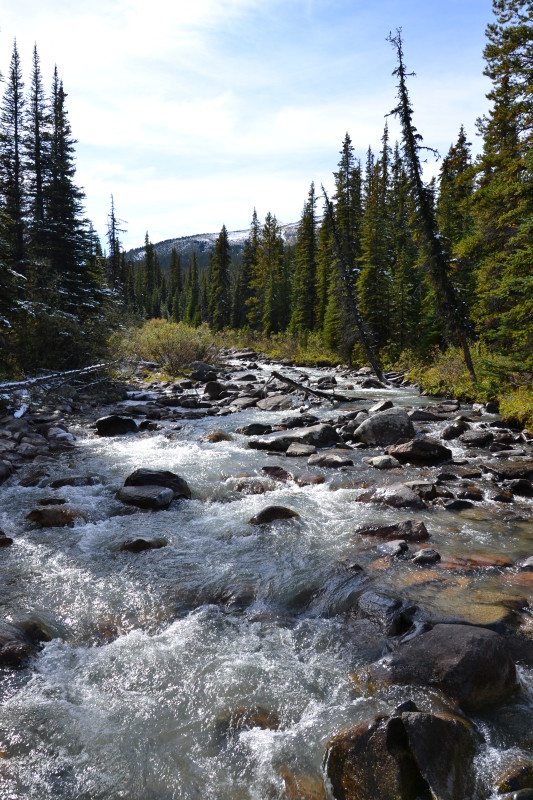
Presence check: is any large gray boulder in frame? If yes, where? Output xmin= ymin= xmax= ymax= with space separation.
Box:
xmin=365 ymin=623 xmax=517 ymax=710
xmin=248 ymin=423 xmax=340 ymax=453
xmin=354 ymin=407 xmax=415 ymax=446
xmin=386 ymin=438 xmax=452 ymax=464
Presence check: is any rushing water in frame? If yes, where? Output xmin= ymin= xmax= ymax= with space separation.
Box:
xmin=0 ymin=363 xmax=531 ymax=799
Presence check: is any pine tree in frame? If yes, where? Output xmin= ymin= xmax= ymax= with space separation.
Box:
xmin=24 ymin=43 xmax=49 ymax=269
xmin=472 ymin=1 xmax=533 ymax=364
xmin=168 ymin=247 xmax=182 ymax=320
xmin=243 ymin=208 xmax=262 ymax=329
xmin=106 ymin=194 xmax=126 ymax=295
xmin=334 ymin=133 xmax=362 ymax=281
xmin=314 ymin=211 xmax=335 ymax=333
xmin=209 ymin=224 xmax=231 ymax=331
xmin=0 ymin=40 xmax=26 ymax=273
xmin=289 ymin=182 xmax=318 ymax=335
xmin=183 ymin=252 xmax=201 ymax=326
xmin=258 ymin=212 xmax=284 ymax=335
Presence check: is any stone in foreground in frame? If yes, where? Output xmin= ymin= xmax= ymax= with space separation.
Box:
xmin=365 ymin=623 xmax=517 ymax=710
xmin=249 ymin=506 xmax=300 ymax=525
xmin=386 ymin=438 xmax=452 ymax=464
xmin=95 ymin=415 xmax=139 ymax=436
xmin=124 ymin=468 xmax=191 ymax=499
xmin=354 ymin=407 xmax=415 ymax=446
xmin=116 ymin=485 xmax=174 ymax=510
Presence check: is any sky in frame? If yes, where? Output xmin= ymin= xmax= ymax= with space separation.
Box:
xmin=1 ymin=0 xmax=493 ymax=251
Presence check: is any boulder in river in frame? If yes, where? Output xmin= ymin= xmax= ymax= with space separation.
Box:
xmin=324 ymin=708 xmax=476 ymax=800
xmin=248 ymin=423 xmax=340 ymax=453
xmin=0 ymin=529 xmax=13 ymax=547
xmin=364 ymin=623 xmax=517 ymax=710
xmin=256 ymin=393 xmax=294 ymax=411
xmin=386 ymin=438 xmax=452 ymax=465
xmin=26 ymin=506 xmax=85 ymax=527
xmin=124 ymin=468 xmax=191 ymax=499
xmin=95 ymin=415 xmax=139 ymax=436
xmin=0 ymin=460 xmax=14 ymax=484
xmin=353 ymin=407 xmax=415 ymax=446
xmin=0 ymin=621 xmax=37 ymax=667
xmin=358 ymin=482 xmax=426 ymax=510
xmin=119 ymin=537 xmax=167 ymax=553
xmin=307 ymin=450 xmax=354 ymax=468
xmin=116 ymin=485 xmax=174 ymax=510
xmin=249 ymin=505 xmax=300 ymax=525
xmin=355 ymin=519 xmax=429 ymax=542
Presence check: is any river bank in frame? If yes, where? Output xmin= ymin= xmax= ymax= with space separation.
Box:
xmin=0 ymin=350 xmax=532 ymax=799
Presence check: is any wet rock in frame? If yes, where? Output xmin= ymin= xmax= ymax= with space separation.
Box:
xmin=505 ymin=479 xmax=533 ymax=496
xmin=202 ymin=430 xmax=232 ymax=443
xmin=457 ymin=483 xmax=484 ymax=502
xmin=249 ymin=506 xmax=300 ymax=525
xmin=485 ymin=459 xmax=533 ymax=480
xmin=280 ymin=767 xmax=326 ymax=800
xmin=0 ymin=621 xmax=36 ymax=667
xmin=203 ymin=381 xmax=225 ymax=399
xmin=256 ymin=393 xmax=294 ymax=411
xmin=119 ymin=537 xmax=167 ymax=553
xmin=386 ymin=438 xmax=452 ymax=465
xmin=307 ymin=450 xmax=354 ymax=468
xmin=404 ymin=480 xmax=438 ymax=501
xmin=408 ymin=408 xmax=445 ymax=421
xmin=248 ymin=423 xmax=340 ymax=453
xmin=26 ymin=506 xmax=85 ymax=527
xmin=0 ymin=529 xmax=13 ymax=547
xmin=262 ymin=465 xmax=293 ymax=482
xmin=443 ymin=498 xmax=475 ymax=511
xmin=124 ymin=468 xmax=191 ymax=499
xmin=489 ymin=489 xmax=514 ymax=503
xmin=499 ymin=790 xmax=533 ymax=800
xmin=280 ymin=413 xmax=319 ymax=429
xmin=286 ymin=442 xmax=317 ymax=457
xmin=516 ymin=556 xmax=533 ymax=572
xmin=355 ymin=520 xmax=429 ymax=543
xmin=116 ymin=485 xmax=174 ymax=510
xmin=95 ymin=415 xmax=139 ymax=436
xmin=215 ymin=706 xmax=280 ymax=737
xmin=189 ymin=361 xmax=217 ymax=381
xmin=324 ymin=709 xmax=475 ymax=800
xmin=357 ymin=590 xmax=405 ymax=635
xmin=364 ymin=455 xmax=401 ymax=469
xmin=369 ymin=399 xmax=393 ymax=414
xmin=359 ymin=482 xmax=426 ymax=510
xmin=236 ymin=422 xmax=272 ymax=436
xmin=50 ymin=475 xmax=99 ymax=489
xmin=412 ymin=548 xmax=441 ymax=566
xmin=295 ymin=473 xmax=325 ymax=487
xmin=378 ymin=539 xmax=409 ymax=558
xmin=228 ymin=396 xmax=258 ymax=411
xmin=461 ymin=429 xmax=494 ymax=447
xmin=497 ymin=761 xmax=533 ymax=794
xmin=441 ymin=420 xmax=470 ymax=440
xmin=365 ymin=623 xmax=517 ymax=710
xmin=0 ymin=460 xmax=13 ymax=483
xmin=354 ymin=407 xmax=415 ymax=446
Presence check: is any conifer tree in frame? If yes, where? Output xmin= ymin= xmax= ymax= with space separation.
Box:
xmin=24 ymin=43 xmax=49 ymax=270
xmin=168 ymin=247 xmax=182 ymax=320
xmin=314 ymin=211 xmax=335 ymax=333
xmin=0 ymin=40 xmax=26 ymax=273
xmin=289 ymin=182 xmax=318 ymax=335
xmin=243 ymin=209 xmax=262 ymax=329
xmin=257 ymin=212 xmax=284 ymax=335
xmin=209 ymin=224 xmax=231 ymax=331
xmin=106 ymin=194 xmax=126 ymax=295
xmin=183 ymin=252 xmax=201 ymax=326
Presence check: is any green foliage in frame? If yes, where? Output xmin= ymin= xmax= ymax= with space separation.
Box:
xmin=499 ymin=386 xmax=533 ymax=431
xmin=218 ymin=328 xmax=338 ymax=367
xmin=109 ymin=319 xmax=219 ymax=375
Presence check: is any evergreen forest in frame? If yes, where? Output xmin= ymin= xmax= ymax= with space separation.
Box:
xmin=1 ymin=2 xmax=532 ymax=419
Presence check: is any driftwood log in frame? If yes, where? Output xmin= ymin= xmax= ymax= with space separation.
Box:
xmin=270 ymin=370 xmax=352 ymax=403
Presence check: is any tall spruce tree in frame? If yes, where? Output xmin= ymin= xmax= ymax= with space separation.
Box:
xmin=289 ymin=182 xmax=318 ymax=335
xmin=0 ymin=40 xmax=26 ymax=274
xmin=209 ymin=224 xmax=231 ymax=331
xmin=24 ymin=43 xmax=49 ymax=271
xmin=183 ymin=252 xmax=201 ymax=326
xmin=258 ymin=212 xmax=285 ymax=335
xmin=472 ymin=0 xmax=533 ymax=364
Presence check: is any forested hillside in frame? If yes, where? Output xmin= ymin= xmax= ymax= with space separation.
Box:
xmin=1 ymin=1 xmax=532 ymax=411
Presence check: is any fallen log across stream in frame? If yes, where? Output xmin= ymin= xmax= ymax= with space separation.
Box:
xmin=269 ymin=370 xmax=353 ymax=403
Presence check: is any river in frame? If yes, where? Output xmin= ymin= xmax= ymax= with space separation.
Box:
xmin=0 ymin=359 xmax=531 ymax=799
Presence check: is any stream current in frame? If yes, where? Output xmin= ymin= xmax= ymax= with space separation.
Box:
xmin=0 ymin=362 xmax=531 ymax=799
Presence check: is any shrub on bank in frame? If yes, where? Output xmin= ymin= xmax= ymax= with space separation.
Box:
xmin=109 ymin=319 xmax=219 ymax=375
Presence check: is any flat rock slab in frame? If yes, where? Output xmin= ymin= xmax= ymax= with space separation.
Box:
xmin=485 ymin=458 xmax=533 ymax=480
xmin=256 ymin=394 xmax=294 ymax=411
xmin=366 ymin=623 xmax=517 ymax=710
xmin=124 ymin=468 xmax=191 ymax=499
xmin=307 ymin=450 xmax=354 ymax=468
xmin=355 ymin=520 xmax=429 ymax=542
xmin=95 ymin=415 xmax=139 ymax=436
xmin=358 ymin=482 xmax=426 ymax=509
xmin=248 ymin=424 xmax=340 ymax=453
xmin=116 ymin=485 xmax=174 ymax=510
xmin=286 ymin=443 xmax=317 ymax=457
xmin=26 ymin=506 xmax=85 ymax=527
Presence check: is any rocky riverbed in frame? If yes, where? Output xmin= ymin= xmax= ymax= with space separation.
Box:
xmin=0 ymin=349 xmax=532 ymax=799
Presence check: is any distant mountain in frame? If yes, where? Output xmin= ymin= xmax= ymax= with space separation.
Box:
xmin=124 ymin=221 xmax=301 ymax=272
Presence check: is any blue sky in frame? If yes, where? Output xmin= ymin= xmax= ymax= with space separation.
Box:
xmin=2 ymin=0 xmax=492 ymax=250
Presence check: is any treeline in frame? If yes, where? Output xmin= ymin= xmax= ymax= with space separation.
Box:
xmin=125 ymin=2 xmax=533 ymax=375
xmin=0 ymin=41 xmax=112 ymax=372
xmin=2 ymin=1 xmax=532 ymax=380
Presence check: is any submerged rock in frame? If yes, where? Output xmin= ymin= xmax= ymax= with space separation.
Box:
xmin=119 ymin=537 xmax=167 ymax=553
xmin=26 ymin=506 xmax=85 ymax=527
xmin=365 ymin=623 xmax=517 ymax=710
xmin=355 ymin=520 xmax=429 ymax=542
xmin=0 ymin=621 xmax=36 ymax=667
